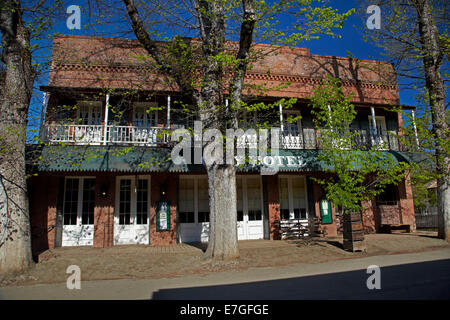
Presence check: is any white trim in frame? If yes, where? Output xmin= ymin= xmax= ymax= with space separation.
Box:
xmin=167 ymin=95 xmax=171 ymax=128
xmin=412 ymin=110 xmax=419 ymax=147
xmin=104 ymin=93 xmax=110 ymax=145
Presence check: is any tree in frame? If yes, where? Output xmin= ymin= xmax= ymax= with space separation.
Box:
xmin=0 ymin=0 xmax=36 ymax=274
xmin=0 ymin=0 xmax=62 ymax=275
xmin=310 ymin=75 xmax=410 ymax=234
xmin=119 ymin=0 xmax=354 ymax=260
xmin=361 ymin=0 xmax=449 ymax=240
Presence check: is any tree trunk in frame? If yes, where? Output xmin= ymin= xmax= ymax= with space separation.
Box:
xmin=414 ymin=0 xmax=449 ymax=241
xmin=203 ymin=164 xmax=239 ymax=260
xmin=0 ymin=0 xmax=35 ymax=274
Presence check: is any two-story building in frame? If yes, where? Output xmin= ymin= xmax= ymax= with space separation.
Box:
xmin=28 ymin=35 xmax=416 ymax=255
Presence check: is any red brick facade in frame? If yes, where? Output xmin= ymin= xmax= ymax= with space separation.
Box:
xmin=28 ymin=35 xmax=416 ymax=255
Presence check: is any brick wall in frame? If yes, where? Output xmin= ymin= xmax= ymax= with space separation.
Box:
xmin=149 ymin=173 xmax=178 ymax=246
xmin=266 ymin=175 xmax=281 ymax=240
xmin=93 ymin=175 xmax=115 ymax=248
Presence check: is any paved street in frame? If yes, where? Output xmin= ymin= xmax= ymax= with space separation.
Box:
xmin=1 ymin=248 xmax=449 ymax=300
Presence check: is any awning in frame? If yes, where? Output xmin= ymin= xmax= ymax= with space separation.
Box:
xmin=28 ymin=145 xmax=191 ymax=173
xmin=28 ymin=145 xmax=418 ymax=173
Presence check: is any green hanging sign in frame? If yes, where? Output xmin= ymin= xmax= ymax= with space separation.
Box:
xmin=320 ymin=199 xmax=333 ymax=224
xmin=156 ymin=201 xmax=170 ymax=231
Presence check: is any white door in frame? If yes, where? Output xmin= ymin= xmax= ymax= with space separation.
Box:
xmin=237 ymin=176 xmax=264 ymax=240
xmin=178 ymin=177 xmax=210 ymax=243
xmin=114 ymin=176 xmax=150 ymax=245
xmin=75 ymin=101 xmax=103 ymax=143
xmin=279 ymin=176 xmax=309 ymax=238
xmin=178 ymin=175 xmax=264 ymax=243
xmin=282 ymin=111 xmax=303 ymax=149
xmin=368 ymin=116 xmax=388 ymax=149
xmin=133 ymin=102 xmax=158 ymax=144
xmin=62 ymin=177 xmax=95 ymax=246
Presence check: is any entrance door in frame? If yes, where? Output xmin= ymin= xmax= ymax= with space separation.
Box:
xmin=62 ymin=177 xmax=95 ymax=246
xmin=178 ymin=176 xmax=210 ymax=243
xmin=279 ymin=176 xmax=309 ymax=238
xmin=75 ymin=101 xmax=103 ymax=144
xmin=133 ymin=102 xmax=158 ymax=144
xmin=114 ymin=176 xmax=150 ymax=245
xmin=237 ymin=176 xmax=264 ymax=240
xmin=368 ymin=116 xmax=388 ymax=149
xmin=281 ymin=111 xmax=303 ymax=149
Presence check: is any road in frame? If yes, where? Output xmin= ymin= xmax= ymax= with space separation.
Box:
xmin=1 ymin=248 xmax=449 ymax=300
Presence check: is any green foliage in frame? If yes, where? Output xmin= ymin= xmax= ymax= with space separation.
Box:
xmin=310 ymin=75 xmax=410 ymax=213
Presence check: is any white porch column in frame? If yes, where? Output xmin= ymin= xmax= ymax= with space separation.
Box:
xmin=104 ymin=93 xmax=110 ymax=145
xmin=412 ymin=110 xmax=419 ymax=148
xmin=327 ymin=104 xmax=333 ymax=129
xmin=39 ymin=91 xmax=48 ymax=140
xmin=279 ymin=103 xmax=283 ymax=132
xmin=370 ymin=106 xmax=377 ymax=135
xmin=167 ymin=95 xmax=171 ymax=128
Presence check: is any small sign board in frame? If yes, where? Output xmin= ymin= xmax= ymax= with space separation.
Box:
xmin=156 ymin=201 xmax=170 ymax=231
xmin=320 ymin=199 xmax=333 ymax=224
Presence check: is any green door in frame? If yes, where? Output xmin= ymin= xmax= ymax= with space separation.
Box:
xmin=320 ymin=199 xmax=333 ymax=224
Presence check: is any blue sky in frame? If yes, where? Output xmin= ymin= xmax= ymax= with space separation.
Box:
xmin=27 ymin=0 xmax=422 ymax=140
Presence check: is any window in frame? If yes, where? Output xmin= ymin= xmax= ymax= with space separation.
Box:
xmin=81 ymin=178 xmax=95 ymax=225
xmin=63 ymin=178 xmax=79 ymax=225
xmin=136 ymin=179 xmax=148 ymax=224
xmin=179 ymin=178 xmax=195 ymax=223
xmin=179 ymin=212 xmax=195 ymax=223
xmin=77 ymin=101 xmax=102 ymax=125
xmin=248 ymin=210 xmax=262 ymax=221
xmin=63 ymin=177 xmax=96 ymax=226
xmin=198 ymin=212 xmax=210 ymax=223
xmin=133 ymin=102 xmax=158 ymax=127
xmin=237 ymin=211 xmax=244 ymax=221
xmin=376 ymin=184 xmax=398 ymax=205
xmin=119 ymin=179 xmax=131 ymax=225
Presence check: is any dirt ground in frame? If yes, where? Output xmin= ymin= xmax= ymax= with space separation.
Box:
xmin=1 ymin=231 xmax=449 ymax=287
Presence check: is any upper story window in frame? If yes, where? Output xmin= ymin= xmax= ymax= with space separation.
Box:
xmin=77 ymin=101 xmax=102 ymax=125
xmin=133 ymin=102 xmax=158 ymax=127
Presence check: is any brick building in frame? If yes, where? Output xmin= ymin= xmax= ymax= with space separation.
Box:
xmin=28 ymin=35 xmax=416 ymax=254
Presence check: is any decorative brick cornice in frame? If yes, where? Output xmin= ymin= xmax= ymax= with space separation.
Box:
xmin=51 ymin=63 xmax=397 ymax=90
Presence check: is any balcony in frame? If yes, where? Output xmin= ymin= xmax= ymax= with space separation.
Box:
xmin=43 ymin=124 xmax=170 ymax=146
xmin=42 ymin=124 xmax=408 ymax=151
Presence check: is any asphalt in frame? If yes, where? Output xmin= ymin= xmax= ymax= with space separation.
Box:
xmin=1 ymin=248 xmax=449 ymax=300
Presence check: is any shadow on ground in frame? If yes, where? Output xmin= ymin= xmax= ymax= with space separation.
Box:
xmin=151 ymin=259 xmax=450 ymax=300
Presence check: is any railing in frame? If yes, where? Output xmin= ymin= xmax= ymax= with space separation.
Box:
xmin=43 ymin=124 xmax=410 ymax=151
xmin=106 ymin=125 xmax=170 ymax=145
xmin=44 ymin=124 xmax=170 ymax=146
xmin=45 ymin=124 xmax=104 ymax=144
xmin=415 ymin=213 xmax=438 ymax=229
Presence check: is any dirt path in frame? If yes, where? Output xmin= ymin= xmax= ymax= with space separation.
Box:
xmin=1 ymin=231 xmax=448 ymax=287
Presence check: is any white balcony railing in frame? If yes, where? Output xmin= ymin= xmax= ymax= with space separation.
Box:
xmin=43 ymin=124 xmax=403 ymax=151
xmin=44 ymin=124 xmax=170 ymax=146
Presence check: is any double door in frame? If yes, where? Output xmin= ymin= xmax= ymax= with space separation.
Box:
xmin=62 ymin=177 xmax=95 ymax=246
xmin=237 ymin=176 xmax=264 ymax=240
xmin=114 ymin=176 xmax=150 ymax=245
